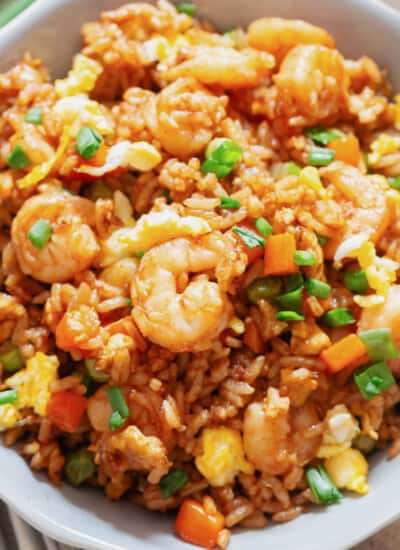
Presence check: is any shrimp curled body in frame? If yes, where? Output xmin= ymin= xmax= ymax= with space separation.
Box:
xmin=11 ymin=191 xmax=100 ymax=283
xmin=243 ymin=388 xmax=322 ymax=475
xmin=131 ymin=236 xmax=233 ymax=352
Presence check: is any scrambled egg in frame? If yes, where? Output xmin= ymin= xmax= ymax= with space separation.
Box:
xmin=352 ymin=240 xmax=398 ymax=307
xmin=318 ymin=405 xmax=360 ymax=459
xmin=100 ymin=209 xmax=211 ymax=266
xmin=325 ymin=448 xmax=369 ymax=495
xmin=195 ymin=427 xmax=254 ymax=487
xmin=118 ymin=209 xmax=211 ymax=251
xmin=53 ymin=94 xmax=114 ymax=135
xmin=0 ymin=404 xmax=21 ymax=432
xmin=76 ymin=141 xmax=162 ymax=177
xmin=6 ymin=352 xmax=59 ymax=416
xmin=335 ymin=234 xmax=399 ymax=307
xmin=369 ymin=133 xmax=400 ymax=165
xmin=55 ymin=54 xmax=102 ymax=97
xmin=142 ymin=34 xmax=191 ymax=64
xmin=299 ymin=166 xmax=330 ymax=199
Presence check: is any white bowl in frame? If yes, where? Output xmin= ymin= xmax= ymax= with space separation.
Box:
xmin=1 ymin=1 xmax=400 ymax=549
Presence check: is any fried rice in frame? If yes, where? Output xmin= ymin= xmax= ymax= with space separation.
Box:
xmin=1 ymin=1 xmax=400 ymax=548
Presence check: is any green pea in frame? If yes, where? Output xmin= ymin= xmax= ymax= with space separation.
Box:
xmin=246 ymin=276 xmax=282 ymax=304
xmin=0 ymin=344 xmax=23 ymax=373
xmin=64 ymin=448 xmax=96 ymax=486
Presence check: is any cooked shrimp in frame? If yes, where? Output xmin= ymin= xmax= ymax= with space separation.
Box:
xmin=99 ymin=425 xmax=171 ymax=484
xmin=11 ymin=191 xmax=100 ymax=283
xmin=321 ymin=162 xmax=391 ymax=252
xmin=243 ymin=388 xmax=292 ymax=475
xmin=358 ymin=284 xmax=400 ymax=343
xmin=145 ymin=77 xmax=227 ymax=158
xmin=274 ymin=44 xmax=348 ymax=130
xmin=248 ymin=17 xmax=334 ymax=64
xmin=243 ymin=388 xmax=322 ymax=475
xmin=131 ymin=234 xmax=235 ymax=352
xmin=163 ymin=46 xmax=274 ymax=89
xmin=290 ymin=402 xmax=322 ymax=465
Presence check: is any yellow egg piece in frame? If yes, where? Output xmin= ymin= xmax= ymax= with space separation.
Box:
xmin=0 ymin=404 xmax=21 ymax=431
xmin=6 ymin=352 xmax=59 ymax=416
xmin=324 ymin=448 xmax=369 ymax=495
xmin=195 ymin=426 xmax=254 ymax=487
xmin=55 ymin=54 xmax=102 ymax=97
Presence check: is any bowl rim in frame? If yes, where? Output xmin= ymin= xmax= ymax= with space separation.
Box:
xmin=2 ymin=1 xmax=400 ymax=550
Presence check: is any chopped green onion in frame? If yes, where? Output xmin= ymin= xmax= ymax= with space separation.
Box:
xmin=205 ymin=139 xmax=242 ymax=164
xmin=305 ymin=126 xmax=341 ymax=147
xmin=293 ymin=250 xmax=317 ymax=266
xmin=87 ymin=180 xmax=113 ymax=200
xmin=159 ymin=468 xmax=189 ymax=499
xmin=316 ymin=234 xmax=329 ymax=247
xmin=75 ymin=127 xmax=102 ymax=160
xmin=388 ymin=176 xmax=400 ymax=190
xmin=246 ymin=276 xmax=282 ymax=304
xmin=85 ymin=358 xmax=110 ymax=383
xmin=308 ymin=146 xmax=335 ymax=166
xmin=255 ymin=216 xmax=273 ymax=237
xmin=73 ymin=369 xmax=92 ymax=397
xmin=220 ymin=196 xmax=241 ymax=209
xmin=359 ymin=328 xmax=398 ymax=361
xmin=106 ymin=386 xmax=129 ymax=417
xmin=64 ymin=448 xmax=96 ymax=486
xmin=354 ymin=361 xmax=395 ymax=400
xmin=273 ymin=286 xmax=304 ymax=315
xmin=232 ymin=226 xmax=265 ymax=248
xmin=25 ymin=108 xmax=42 ymax=124
xmin=0 ymin=389 xmax=18 ymax=405
xmin=201 ymin=159 xmax=233 ymax=178
xmin=176 ymin=2 xmax=195 ymax=15
xmin=125 ymin=298 xmax=132 ymax=308
xmin=28 ymin=219 xmax=52 ymax=249
xmin=202 ymin=139 xmax=242 ymax=178
xmin=343 ymin=269 xmax=369 ymax=294
xmin=284 ymin=273 xmax=304 ymax=292
xmin=306 ymin=465 xmax=342 ymax=505
xmin=135 ymin=250 xmax=145 ymax=259
xmin=0 ymin=346 xmax=23 ymax=373
xmin=304 ymin=278 xmax=331 ymax=299
xmin=276 ymin=311 xmax=305 ymax=322
xmin=109 ymin=410 xmax=126 ymax=431
xmin=287 ymin=160 xmax=301 ymax=176
xmin=7 ymin=145 xmax=31 ymax=170
xmin=320 ymin=308 xmax=355 ymax=327
xmin=352 ymin=434 xmax=376 ymax=454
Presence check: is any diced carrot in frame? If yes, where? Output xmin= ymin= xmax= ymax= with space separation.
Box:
xmin=264 ymin=233 xmax=298 ymax=276
xmin=88 ymin=142 xmax=108 ymax=167
xmin=328 ymin=135 xmax=361 ymax=167
xmin=233 ymin=221 xmax=264 ymax=265
xmin=320 ymin=333 xmax=367 ymax=373
xmin=47 ymin=391 xmax=88 ymax=433
xmin=243 ymin=319 xmax=264 ymax=354
xmin=175 ymin=499 xmax=224 ymax=549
